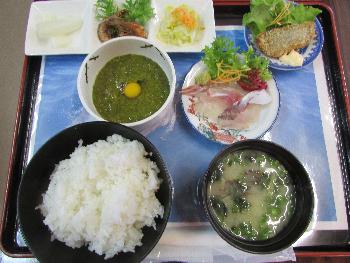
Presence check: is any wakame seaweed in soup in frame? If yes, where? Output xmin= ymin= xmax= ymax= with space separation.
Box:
xmin=93 ymin=54 xmax=170 ymax=123
xmin=208 ymin=150 xmax=296 ymax=241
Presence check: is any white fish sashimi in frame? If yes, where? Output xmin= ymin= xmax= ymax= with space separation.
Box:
xmin=183 ymin=81 xmax=272 ymax=130
xmin=219 ymin=89 xmax=271 ymax=121
xmin=194 ymin=87 xmax=244 ymax=121
xmin=206 ymin=86 xmax=246 ymax=99
xmin=36 ymin=16 xmax=83 ymax=39
xmin=234 ymin=89 xmax=272 ymax=111
xmin=194 ymin=94 xmax=232 ymax=121
xmin=218 ymin=104 xmax=262 ymax=130
xmin=180 ymin=85 xmax=208 ymax=96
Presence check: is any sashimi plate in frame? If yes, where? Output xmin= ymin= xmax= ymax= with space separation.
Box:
xmin=181 ymin=61 xmax=280 ymax=144
xmin=243 ymin=18 xmax=324 ymax=70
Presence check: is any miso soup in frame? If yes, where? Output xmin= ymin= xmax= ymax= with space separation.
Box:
xmin=207 ymin=150 xmax=296 ymax=241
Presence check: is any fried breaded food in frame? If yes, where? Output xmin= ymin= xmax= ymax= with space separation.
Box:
xmin=256 ymin=21 xmax=316 ymax=58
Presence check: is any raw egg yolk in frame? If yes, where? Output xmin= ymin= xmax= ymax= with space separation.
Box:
xmin=124 ymin=82 xmax=141 ymax=98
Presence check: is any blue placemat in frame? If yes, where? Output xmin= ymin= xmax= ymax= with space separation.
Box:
xmin=30 ymin=29 xmax=335 ymax=223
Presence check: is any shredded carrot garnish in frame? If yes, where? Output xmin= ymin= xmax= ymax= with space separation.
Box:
xmin=209 ymin=61 xmax=250 ymax=84
xmin=171 ymin=6 xmax=197 ymax=30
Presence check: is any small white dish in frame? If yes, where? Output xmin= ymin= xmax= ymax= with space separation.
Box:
xmin=25 ymin=0 xmax=90 ymax=56
xmin=148 ymin=0 xmax=216 ymax=52
xmin=181 ymin=61 xmax=280 ymax=144
xmin=77 ymin=36 xmax=176 ymax=130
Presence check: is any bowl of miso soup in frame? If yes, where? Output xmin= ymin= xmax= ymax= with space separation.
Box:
xmin=202 ymin=140 xmax=314 ymax=253
xmin=77 ymin=36 xmax=176 ymax=128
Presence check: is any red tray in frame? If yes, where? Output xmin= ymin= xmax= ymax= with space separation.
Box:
xmin=1 ymin=0 xmax=350 ymax=259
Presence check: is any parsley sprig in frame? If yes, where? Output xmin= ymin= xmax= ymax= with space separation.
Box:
xmin=201 ymin=37 xmax=271 ymax=84
xmin=123 ymin=0 xmax=155 ymax=26
xmin=95 ymin=0 xmax=155 ymax=26
xmin=95 ymin=0 xmax=118 ymax=20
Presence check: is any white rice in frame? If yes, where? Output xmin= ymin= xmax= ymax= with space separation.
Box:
xmin=39 ymin=134 xmax=164 ymax=259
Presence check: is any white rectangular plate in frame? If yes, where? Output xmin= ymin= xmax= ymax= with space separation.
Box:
xmin=25 ymin=0 xmax=90 ymax=56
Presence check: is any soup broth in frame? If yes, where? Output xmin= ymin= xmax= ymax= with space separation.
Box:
xmin=207 ymin=150 xmax=296 ymax=241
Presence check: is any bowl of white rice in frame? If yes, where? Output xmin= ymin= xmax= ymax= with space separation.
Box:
xmin=17 ymin=121 xmax=173 ymax=263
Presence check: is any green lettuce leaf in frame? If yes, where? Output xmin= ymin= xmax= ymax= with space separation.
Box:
xmin=287 ymin=5 xmax=322 ymax=24
xmin=243 ymin=0 xmax=321 ymax=37
xmin=242 ymin=3 xmax=274 ymax=37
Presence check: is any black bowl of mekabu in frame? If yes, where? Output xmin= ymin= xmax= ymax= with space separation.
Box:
xmin=17 ymin=121 xmax=173 ymax=263
xmin=201 ymin=139 xmax=314 ymax=253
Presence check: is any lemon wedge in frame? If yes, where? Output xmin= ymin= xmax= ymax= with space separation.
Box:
xmin=124 ymin=82 xmax=141 ymax=98
xmin=279 ymin=50 xmax=304 ymax=67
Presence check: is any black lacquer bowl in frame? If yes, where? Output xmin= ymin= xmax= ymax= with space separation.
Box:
xmin=202 ymin=139 xmax=314 ymax=253
xmin=17 ymin=121 xmax=173 ymax=263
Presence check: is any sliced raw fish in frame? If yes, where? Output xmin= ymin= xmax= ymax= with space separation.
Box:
xmin=180 ymin=85 xmax=208 ymax=96
xmin=234 ymin=89 xmax=272 ymax=111
xmin=183 ymin=81 xmax=271 ymax=130
xmin=194 ymin=93 xmax=234 ymax=121
xmin=218 ymin=104 xmax=262 ymax=130
xmin=218 ymin=90 xmax=271 ymax=121
xmin=206 ymin=87 xmax=245 ymax=105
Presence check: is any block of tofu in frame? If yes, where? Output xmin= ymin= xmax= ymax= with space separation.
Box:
xmin=256 ymin=21 xmax=316 ymax=58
